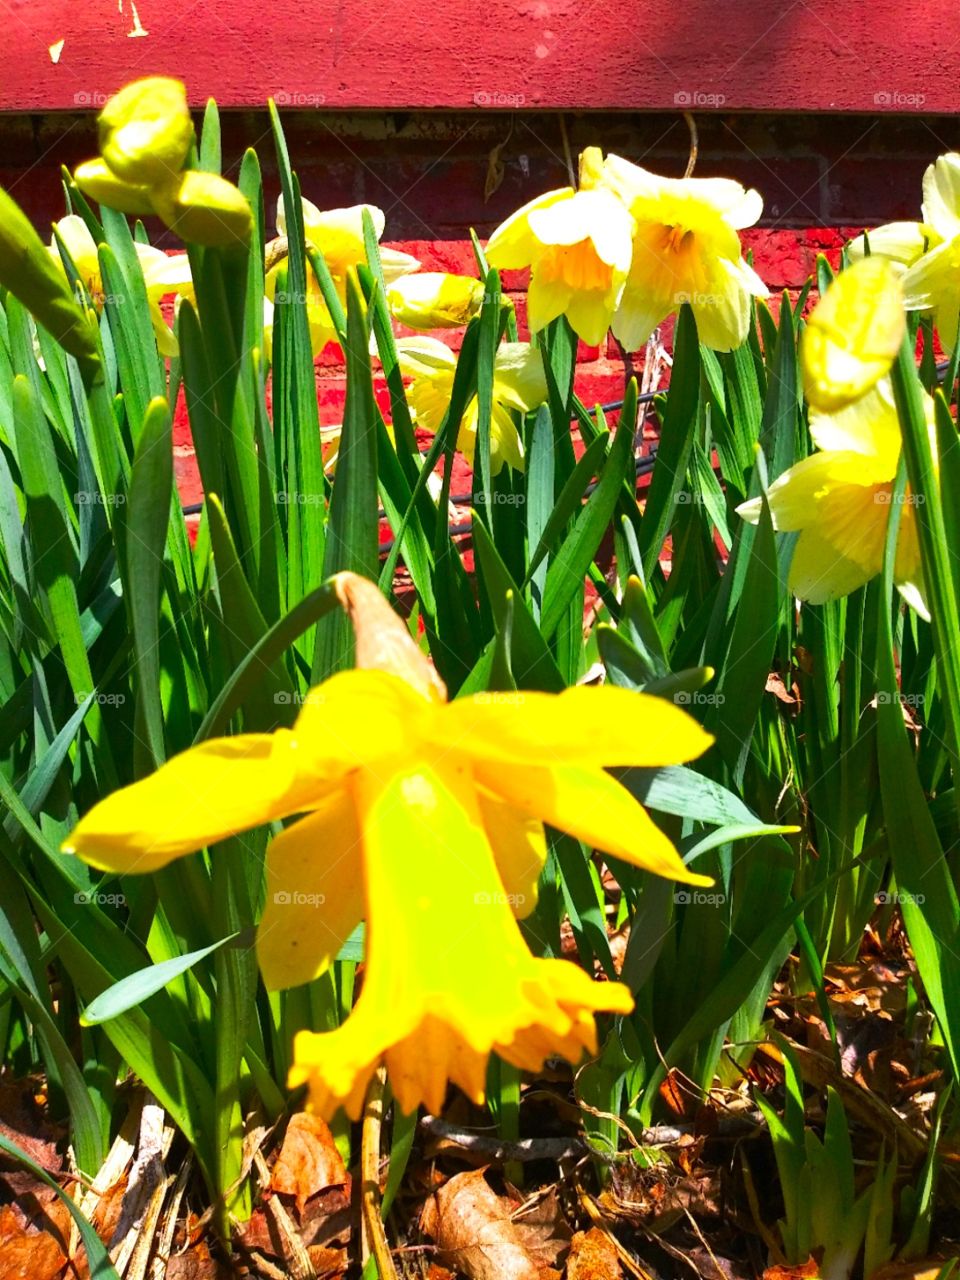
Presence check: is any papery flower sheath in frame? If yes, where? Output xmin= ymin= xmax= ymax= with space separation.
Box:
xmin=598 ymin=151 xmax=767 ymax=352
xmin=267 ymin=198 xmax=419 ymax=356
xmin=485 ymin=147 xmax=634 ymax=346
xmin=50 ymin=215 xmax=192 ymax=357
xmin=396 ymin=336 xmax=547 ymax=473
xmin=849 ymin=152 xmax=960 ymax=353
xmin=63 ymin=574 xmax=713 ymax=1118
xmin=738 ymin=380 xmax=930 ymax=613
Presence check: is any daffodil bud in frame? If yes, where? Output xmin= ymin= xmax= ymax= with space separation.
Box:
xmin=74 ymin=158 xmax=156 ymax=216
xmin=386 ymin=272 xmax=484 ymax=329
xmin=0 ymin=186 xmax=100 ymax=384
xmin=98 ymin=77 xmax=193 ymax=186
xmin=801 ymin=256 xmax=906 ymax=412
xmin=579 ymin=145 xmax=605 ymax=190
xmin=152 ymin=171 xmax=253 ymax=248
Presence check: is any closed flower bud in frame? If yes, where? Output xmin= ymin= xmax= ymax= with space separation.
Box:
xmin=152 ymin=171 xmax=253 ymax=248
xmin=0 ymin=185 xmax=99 ymax=384
xmin=387 ymin=272 xmax=485 ymax=328
xmin=801 ymin=256 xmax=906 ymax=412
xmin=74 ymin=158 xmax=156 ymax=216
xmin=99 ymin=77 xmax=193 ymax=186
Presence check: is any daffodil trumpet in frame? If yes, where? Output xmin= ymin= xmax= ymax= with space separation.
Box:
xmin=63 ymin=573 xmax=714 ymax=1119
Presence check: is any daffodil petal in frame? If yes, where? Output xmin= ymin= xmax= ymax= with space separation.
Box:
xmin=526 ymin=269 xmax=573 ymax=333
xmin=257 ymin=794 xmax=365 ymax=991
xmin=438 ymin=685 xmax=712 ymax=768
xmin=476 ymin=788 xmax=546 ymax=919
xmin=902 ymin=237 xmax=960 ymax=311
xmin=62 ymin=732 xmax=321 ymax=873
xmin=476 ymin=761 xmax=711 ymax=886
xmin=485 ymin=188 xmax=573 ymax=270
xmin=847 ymin=221 xmax=939 ymax=269
xmin=921 ymin=152 xmax=960 ymax=242
xmin=788 ymin=523 xmax=878 ymax=604
xmin=611 ymin=286 xmax=668 ymax=352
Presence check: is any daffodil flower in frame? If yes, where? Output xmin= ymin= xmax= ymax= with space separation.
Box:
xmin=800 ymin=257 xmax=905 ymax=412
xmin=63 ymin=575 xmax=712 ymax=1118
xmin=50 ymin=215 xmax=191 ymax=358
xmin=849 ymin=152 xmax=960 ymax=352
xmin=267 ymin=198 xmax=418 ymax=356
xmin=396 ymin=336 xmax=547 ymax=473
xmin=485 ymin=148 xmax=634 ymax=346
xmin=598 ymin=152 xmax=767 ymax=352
xmin=738 ymin=380 xmax=930 ymax=613
xmin=387 ymin=272 xmax=485 ymax=329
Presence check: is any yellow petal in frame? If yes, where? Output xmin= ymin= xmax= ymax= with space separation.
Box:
xmin=256 ymin=793 xmax=365 ymax=990
xmin=847 ymin=221 xmax=939 ymax=269
xmin=288 ymin=756 xmax=634 ymax=1118
xmin=437 ymin=684 xmax=713 ymax=768
xmin=476 ymin=761 xmax=712 ymax=886
xmin=485 ymin=188 xmax=572 ymax=270
xmin=921 ymin=152 xmax=960 ymax=243
xmin=807 ymin=380 xmax=901 ymax=463
xmin=74 ymin=158 xmax=156 ymax=216
xmin=476 ymin=788 xmax=546 ymax=919
xmin=492 ymin=343 xmax=548 ymax=414
xmin=611 ymin=286 xmax=669 ymax=352
xmin=787 ymin=523 xmax=878 ymax=604
xmin=526 ymin=269 xmax=573 ymax=333
xmin=292 ymin=669 xmax=433 ymax=774
xmin=902 ymin=238 xmax=960 ymax=312
xmin=800 ymin=257 xmax=905 ymax=412
xmin=387 ymin=272 xmax=483 ymax=329
xmin=62 ymin=732 xmax=323 ymax=873
xmin=152 ymin=171 xmax=253 ymax=248
xmin=98 ymin=76 xmax=192 ymax=186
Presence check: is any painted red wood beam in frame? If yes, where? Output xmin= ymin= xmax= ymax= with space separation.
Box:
xmin=3 ymin=0 xmax=955 ymax=115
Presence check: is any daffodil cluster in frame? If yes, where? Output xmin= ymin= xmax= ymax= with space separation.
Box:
xmin=848 ymin=151 xmax=960 ymax=353
xmin=739 ymin=257 xmax=928 ymax=613
xmin=64 ymin=574 xmax=713 ymax=1119
xmin=485 ymin=146 xmax=767 ymax=352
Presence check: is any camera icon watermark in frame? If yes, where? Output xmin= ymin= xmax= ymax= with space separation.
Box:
xmin=875 ymin=889 xmax=925 ymax=905
xmin=74 ymin=890 xmax=126 ymax=907
xmin=73 ymin=90 xmax=109 ymax=108
xmin=274 ymin=91 xmax=327 ymax=107
xmin=273 ymin=691 xmax=308 ymax=706
xmin=75 ymin=691 xmax=126 ymax=706
xmin=76 ymin=491 xmax=126 ymax=506
xmin=874 ymin=490 xmax=924 ymax=506
xmin=273 ymin=890 xmax=326 ymax=906
xmin=876 ymin=690 xmax=924 ymax=707
xmin=474 ymin=90 xmax=526 ymax=108
xmin=674 ymin=890 xmax=726 ymax=906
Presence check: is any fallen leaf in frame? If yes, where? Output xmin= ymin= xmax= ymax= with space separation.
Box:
xmin=762 ymin=1261 xmax=819 ymax=1280
xmin=307 ymin=1243 xmax=347 ymax=1276
xmin=422 ymin=1168 xmax=561 ymax=1280
xmin=0 ymin=1205 xmax=67 ymax=1280
xmin=565 ymin=1227 xmax=621 ymax=1279
xmin=271 ymin=1114 xmax=347 ymax=1215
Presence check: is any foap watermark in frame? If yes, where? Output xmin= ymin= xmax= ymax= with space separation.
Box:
xmin=875 ymin=889 xmax=926 ymax=906
xmin=73 ymin=90 xmax=110 ymax=108
xmin=876 ymin=690 xmax=924 ymax=707
xmin=674 ymin=690 xmax=725 ymax=707
xmin=674 ymin=90 xmax=726 ymax=108
xmin=674 ymin=290 xmax=724 ymax=308
xmin=874 ymin=90 xmax=926 ymax=109
xmin=474 ymin=90 xmax=526 ymax=108
xmin=76 ymin=491 xmax=126 ymax=506
xmin=474 ymin=890 xmax=526 ymax=908
xmin=472 ymin=691 xmax=526 ymax=706
xmin=674 ymin=491 xmax=706 ymax=505
xmin=274 ymin=291 xmax=311 ymax=306
xmin=474 ymin=491 xmax=525 ymax=506
xmin=75 ymin=691 xmax=126 ymax=706
xmin=74 ymin=890 xmax=126 ymax=907
xmin=276 ymin=491 xmax=324 ymax=505
xmin=274 ymin=91 xmax=327 ymax=107
xmin=273 ymin=890 xmax=327 ymax=907
xmin=874 ymin=491 xmax=924 ymax=506
xmin=273 ymin=691 xmax=309 ymax=706
xmin=674 ymin=889 xmax=726 ymax=906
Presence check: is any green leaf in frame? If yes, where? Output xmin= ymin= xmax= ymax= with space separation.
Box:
xmin=81 ymin=933 xmax=239 ymax=1025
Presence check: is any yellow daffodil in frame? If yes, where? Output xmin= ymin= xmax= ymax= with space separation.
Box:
xmin=597 ymin=152 xmax=767 ymax=352
xmin=738 ymin=380 xmax=930 ymax=613
xmin=151 ymin=171 xmax=253 ymax=248
xmin=50 ymin=215 xmax=192 ymax=357
xmin=849 ymin=152 xmax=960 ymax=352
xmin=387 ymin=272 xmax=485 ymax=329
xmin=62 ymin=572 xmax=712 ymax=1119
xmin=268 ymin=198 xmax=419 ymax=355
xmin=396 ymin=336 xmax=547 ymax=473
xmin=98 ymin=77 xmax=193 ymax=188
xmin=485 ymin=148 xmax=634 ymax=346
xmin=800 ymin=258 xmax=905 ymax=412
xmin=74 ymin=158 xmax=156 ymax=217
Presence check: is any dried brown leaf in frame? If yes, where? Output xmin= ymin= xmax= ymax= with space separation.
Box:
xmin=565 ymin=1227 xmax=622 ymax=1279
xmin=421 ymin=1168 xmax=561 ymax=1280
xmin=0 ymin=1204 xmax=67 ymax=1280
xmin=271 ymin=1114 xmax=347 ymax=1215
